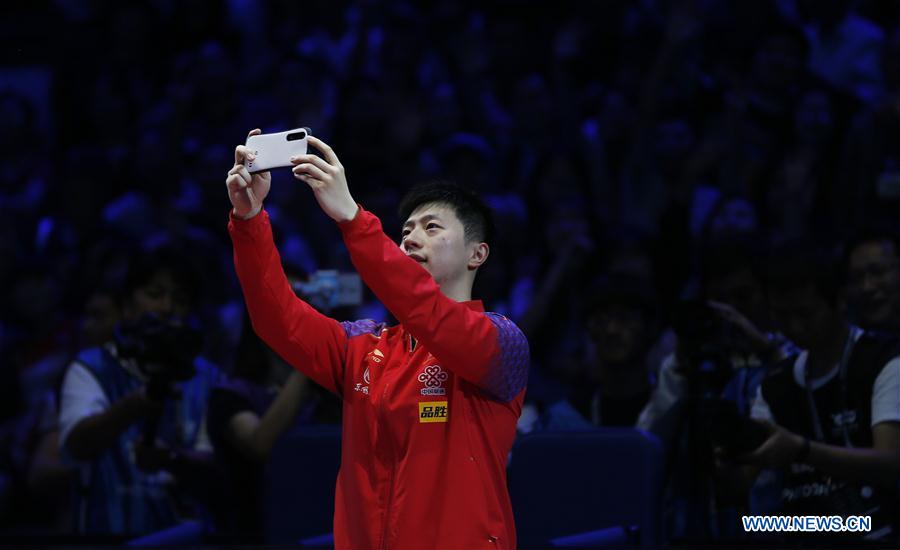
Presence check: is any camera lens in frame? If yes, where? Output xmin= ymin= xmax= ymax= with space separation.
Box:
xmin=287 ymin=130 xmax=307 ymax=141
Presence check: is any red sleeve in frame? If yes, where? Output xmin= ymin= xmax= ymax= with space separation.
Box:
xmin=228 ymin=210 xmax=348 ymax=395
xmin=338 ymin=207 xmax=528 ymax=400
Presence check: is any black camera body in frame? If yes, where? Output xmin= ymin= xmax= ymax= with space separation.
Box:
xmin=670 ymin=300 xmax=770 ymax=455
xmin=670 ymin=299 xmax=735 ymax=392
xmin=703 ymin=398 xmax=770 ymax=456
xmin=114 ymin=314 xmax=202 ymax=399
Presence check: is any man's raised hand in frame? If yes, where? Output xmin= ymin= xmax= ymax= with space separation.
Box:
xmin=226 ymin=129 xmax=272 ymax=220
xmin=291 ymin=136 xmax=359 ymax=223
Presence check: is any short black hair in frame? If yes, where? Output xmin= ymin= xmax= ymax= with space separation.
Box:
xmin=119 ymin=245 xmax=202 ymax=309
xmin=840 ymin=224 xmax=900 ymax=278
xmin=397 ymin=180 xmax=495 ymax=247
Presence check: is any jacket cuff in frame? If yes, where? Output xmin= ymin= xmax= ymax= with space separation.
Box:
xmin=337 ymin=204 xmax=375 ymax=238
xmin=228 ymin=209 xmax=270 ymax=240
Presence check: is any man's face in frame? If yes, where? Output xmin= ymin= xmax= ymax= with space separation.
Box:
xmin=588 ymin=303 xmax=646 ymax=367
xmin=125 ymin=269 xmax=190 ymax=321
xmin=400 ymin=203 xmax=476 ymax=286
xmin=847 ymin=240 xmax=900 ymax=328
xmin=768 ymin=284 xmax=835 ymax=350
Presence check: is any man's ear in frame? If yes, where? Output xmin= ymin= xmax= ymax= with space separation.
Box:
xmin=468 ymin=242 xmax=490 ymax=271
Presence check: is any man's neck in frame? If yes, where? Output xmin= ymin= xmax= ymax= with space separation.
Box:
xmin=439 ymin=276 xmax=474 ymax=303
xmin=806 ymin=322 xmax=851 ymax=379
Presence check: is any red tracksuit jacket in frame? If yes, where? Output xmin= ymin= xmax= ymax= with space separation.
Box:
xmin=229 ymin=207 xmax=529 ymax=549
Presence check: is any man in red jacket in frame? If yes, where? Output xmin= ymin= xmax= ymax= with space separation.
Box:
xmin=225 ymin=130 xmax=529 ymax=549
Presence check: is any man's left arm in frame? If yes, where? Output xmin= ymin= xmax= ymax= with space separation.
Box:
xmin=340 ymin=207 xmax=529 ymax=401
xmin=800 ymin=422 xmax=900 ymax=485
xmin=742 ymin=357 xmax=900 ymax=486
xmin=290 ymin=136 xmax=528 ymax=402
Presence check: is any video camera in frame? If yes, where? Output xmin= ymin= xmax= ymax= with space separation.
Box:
xmin=293 ymin=270 xmax=362 ymax=312
xmin=670 ymin=299 xmax=735 ymax=391
xmin=702 ymin=398 xmax=770 ymax=456
xmin=670 ymin=300 xmax=769 ymax=455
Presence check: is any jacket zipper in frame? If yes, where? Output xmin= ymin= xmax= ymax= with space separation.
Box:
xmin=379 ymin=334 xmax=417 ymax=549
xmin=380 ymin=456 xmax=396 ymax=550
xmin=378 ymin=378 xmax=396 ymax=550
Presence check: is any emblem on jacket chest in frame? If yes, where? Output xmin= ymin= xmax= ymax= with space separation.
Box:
xmin=354 ymin=349 xmax=385 ymax=395
xmin=353 ymin=367 xmax=370 ymax=395
xmin=418 ymin=364 xmax=448 ymax=396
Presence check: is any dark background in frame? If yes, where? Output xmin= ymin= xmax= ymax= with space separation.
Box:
xmin=3 ymin=0 xmax=900 ymax=545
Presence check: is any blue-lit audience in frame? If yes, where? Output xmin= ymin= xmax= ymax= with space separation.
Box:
xmin=3 ymin=0 xmax=900 ymax=545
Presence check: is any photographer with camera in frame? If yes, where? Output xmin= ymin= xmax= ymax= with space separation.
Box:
xmin=206 ymin=314 xmax=313 ymax=543
xmin=526 ymin=274 xmax=658 ymax=432
xmin=58 ymin=247 xmax=224 ymax=535
xmin=207 ymin=285 xmax=342 ymax=542
xmin=638 ymin=244 xmax=791 ymax=444
xmin=637 ymin=243 xmax=794 ymax=539
xmin=734 ymin=244 xmax=900 ymax=543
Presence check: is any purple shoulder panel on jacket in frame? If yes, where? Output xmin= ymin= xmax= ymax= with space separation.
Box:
xmin=341 ymin=319 xmax=387 ymax=340
xmin=481 ymin=312 xmax=530 ymax=402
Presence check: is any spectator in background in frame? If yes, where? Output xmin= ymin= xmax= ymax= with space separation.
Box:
xmin=0 ymin=256 xmax=77 ymax=529
xmin=58 ymin=246 xmax=223 ymax=535
xmin=515 ymin=149 xmax=599 ymax=381
xmin=639 ymin=241 xmax=788 ymax=437
xmin=0 ymin=356 xmax=22 ymax=528
xmin=206 ymin=312 xmax=313 ymax=543
xmin=843 ymin=229 xmax=900 ymax=333
xmin=207 ymin=288 xmax=342 ymax=542
xmin=638 ymin=241 xmax=794 ymax=540
xmin=0 ymin=91 xmax=49 ymax=223
xmin=765 ymin=87 xmax=844 ymax=243
xmin=797 ymin=0 xmax=885 ymax=103
xmin=736 ymin=244 xmax=900 ymax=544
xmin=79 ymin=290 xmax=120 ymax=348
xmin=7 ymin=0 xmax=900 ymax=544
xmin=17 ymin=282 xmax=124 ymax=534
xmin=535 ymin=276 xmax=657 ymax=430
xmin=840 ymin=26 xmax=900 ymax=229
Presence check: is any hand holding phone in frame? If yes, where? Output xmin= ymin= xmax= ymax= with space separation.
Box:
xmin=245 ymin=127 xmax=311 ymax=174
xmin=227 ymin=129 xmax=273 ymax=220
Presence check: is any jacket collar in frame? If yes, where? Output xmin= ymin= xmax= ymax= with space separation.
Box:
xmin=406 ymin=300 xmax=485 ymax=352
xmin=463 ymin=300 xmax=485 ymax=312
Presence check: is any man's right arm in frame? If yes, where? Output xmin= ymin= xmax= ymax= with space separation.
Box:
xmin=726 ymin=385 xmax=769 ymax=487
xmin=59 ymin=363 xmax=156 ymax=461
xmin=217 ymin=371 xmax=311 ymax=462
xmin=229 ymin=210 xmax=349 ymax=394
xmin=636 ymin=353 xmax=687 ymax=433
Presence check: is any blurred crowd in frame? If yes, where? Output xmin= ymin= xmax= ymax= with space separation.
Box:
xmin=4 ymin=0 xmax=900 ymax=545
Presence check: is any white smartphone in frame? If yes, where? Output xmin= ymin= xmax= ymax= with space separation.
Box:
xmin=244 ymin=127 xmax=310 ymax=173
